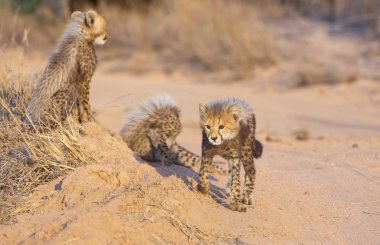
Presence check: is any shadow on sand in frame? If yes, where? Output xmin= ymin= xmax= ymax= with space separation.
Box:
xmin=134 ymin=156 xmax=230 ymax=209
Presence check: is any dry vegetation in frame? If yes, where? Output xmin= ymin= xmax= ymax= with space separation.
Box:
xmin=1 ymin=0 xmax=276 ymax=78
xmin=0 ymin=50 xmax=93 ymax=223
xmin=0 ymin=7 xmax=63 ymax=50
xmin=1 ymin=0 xmax=378 ymax=83
xmin=102 ymin=0 xmax=276 ymax=77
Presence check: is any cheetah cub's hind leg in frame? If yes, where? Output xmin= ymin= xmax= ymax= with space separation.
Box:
xmin=44 ymin=91 xmax=75 ymax=126
xmin=148 ymin=129 xmax=176 ymax=166
xmin=78 ymin=82 xmax=91 ymax=124
xmin=241 ymin=116 xmax=258 ymax=206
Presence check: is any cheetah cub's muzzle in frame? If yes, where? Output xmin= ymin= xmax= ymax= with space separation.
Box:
xmin=95 ymin=34 xmax=107 ymax=45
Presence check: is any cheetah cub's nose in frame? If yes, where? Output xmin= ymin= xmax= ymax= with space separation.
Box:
xmin=103 ymin=35 xmax=107 ymax=41
xmin=211 ymin=136 xmax=217 ymax=141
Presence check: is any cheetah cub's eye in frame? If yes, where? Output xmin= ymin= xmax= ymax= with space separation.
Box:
xmin=219 ymin=125 xmax=225 ymax=130
xmin=205 ymin=125 xmax=210 ymax=129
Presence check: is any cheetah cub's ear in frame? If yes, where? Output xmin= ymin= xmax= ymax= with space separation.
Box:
xmin=228 ymin=104 xmax=242 ymax=122
xmin=85 ymin=10 xmax=97 ymax=28
xmin=199 ymin=104 xmax=207 ymax=120
xmin=71 ymin=11 xmax=82 ymax=19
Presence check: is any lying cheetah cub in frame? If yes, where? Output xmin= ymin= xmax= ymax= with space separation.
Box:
xmin=27 ymin=10 xmax=107 ymax=125
xmin=120 ymin=94 xmax=204 ymax=168
xmin=197 ymin=97 xmax=263 ymax=212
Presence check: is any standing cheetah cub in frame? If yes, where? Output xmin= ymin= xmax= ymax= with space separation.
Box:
xmin=197 ymin=97 xmax=263 ymax=212
xmin=27 ymin=10 xmax=107 ymax=125
xmin=120 ymin=94 xmax=202 ymax=168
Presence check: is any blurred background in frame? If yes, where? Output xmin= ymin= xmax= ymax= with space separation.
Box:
xmin=1 ymin=0 xmax=380 ymax=87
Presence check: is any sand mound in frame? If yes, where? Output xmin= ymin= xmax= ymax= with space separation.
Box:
xmin=0 ymin=122 xmax=238 ymax=244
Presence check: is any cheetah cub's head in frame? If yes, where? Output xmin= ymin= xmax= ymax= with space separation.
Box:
xmin=71 ymin=10 xmax=107 ymax=45
xmin=199 ymin=103 xmax=242 ymax=146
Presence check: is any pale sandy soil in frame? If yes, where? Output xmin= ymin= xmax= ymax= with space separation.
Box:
xmin=1 ymin=61 xmax=380 ymax=244
xmin=93 ymin=68 xmax=380 ymax=244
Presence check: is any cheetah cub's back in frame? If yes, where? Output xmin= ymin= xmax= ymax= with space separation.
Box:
xmin=120 ymin=94 xmax=201 ymax=168
xmin=120 ymin=95 xmax=180 ymax=158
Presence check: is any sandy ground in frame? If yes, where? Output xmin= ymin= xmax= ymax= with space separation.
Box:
xmin=93 ymin=67 xmax=380 ymax=244
xmin=1 ymin=62 xmax=380 ymax=244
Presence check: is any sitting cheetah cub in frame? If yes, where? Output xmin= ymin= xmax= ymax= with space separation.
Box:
xmin=27 ymin=10 xmax=107 ymax=125
xmin=197 ymin=97 xmax=263 ymax=212
xmin=120 ymin=94 xmax=203 ymax=168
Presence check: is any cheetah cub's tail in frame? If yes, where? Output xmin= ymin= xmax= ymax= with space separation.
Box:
xmin=171 ymin=143 xmax=228 ymax=175
xmin=253 ymin=140 xmax=263 ymax=158
xmin=171 ymin=143 xmax=227 ymax=174
xmin=171 ymin=142 xmax=200 ymax=168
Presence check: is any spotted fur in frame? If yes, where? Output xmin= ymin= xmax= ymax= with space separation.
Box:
xmin=197 ymin=97 xmax=263 ymax=212
xmin=120 ymin=94 xmax=203 ymax=168
xmin=26 ymin=10 xmax=107 ymax=125
xmin=121 ymin=95 xmax=225 ymax=173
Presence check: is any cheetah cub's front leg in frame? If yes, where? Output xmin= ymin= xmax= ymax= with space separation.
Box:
xmin=77 ymin=45 xmax=96 ymax=124
xmin=78 ymin=81 xmax=91 ymax=123
xmin=229 ymin=158 xmax=247 ymax=212
xmin=197 ymin=154 xmax=213 ymax=194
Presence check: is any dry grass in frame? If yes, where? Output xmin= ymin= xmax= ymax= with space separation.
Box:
xmin=290 ymin=56 xmax=358 ymax=88
xmin=104 ymin=0 xmax=276 ymax=77
xmin=148 ymin=199 xmax=239 ymax=244
xmin=154 ymin=203 xmax=211 ymax=243
xmin=0 ymin=7 xmax=63 ymax=50
xmin=0 ymin=50 xmax=93 ymax=224
xmin=0 ymin=1 xmax=367 ymax=85
xmin=0 ymin=1 xmax=276 ymax=78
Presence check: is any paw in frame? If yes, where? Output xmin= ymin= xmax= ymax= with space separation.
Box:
xmin=230 ymin=202 xmax=247 ymax=212
xmin=76 ymin=124 xmax=87 ymax=136
xmin=242 ymin=196 xmax=255 ymax=205
xmin=196 ymin=184 xmax=209 ymax=195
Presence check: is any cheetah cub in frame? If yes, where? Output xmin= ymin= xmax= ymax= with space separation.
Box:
xmin=197 ymin=97 xmax=263 ymax=212
xmin=27 ymin=10 xmax=107 ymax=125
xmin=120 ymin=94 xmax=203 ymax=168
